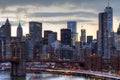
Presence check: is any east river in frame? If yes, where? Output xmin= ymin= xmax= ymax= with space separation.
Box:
xmin=0 ymin=71 xmax=92 ymax=80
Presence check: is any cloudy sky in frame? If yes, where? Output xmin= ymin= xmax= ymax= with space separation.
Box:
xmin=0 ymin=0 xmax=120 ymax=40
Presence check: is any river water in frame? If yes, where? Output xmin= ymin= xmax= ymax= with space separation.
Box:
xmin=0 ymin=71 xmax=91 ymax=80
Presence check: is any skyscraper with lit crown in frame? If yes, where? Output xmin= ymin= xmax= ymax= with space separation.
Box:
xmin=104 ymin=0 xmax=113 ymax=36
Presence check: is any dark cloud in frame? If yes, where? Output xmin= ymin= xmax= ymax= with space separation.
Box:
xmin=43 ymin=19 xmax=92 ymax=24
xmin=0 ymin=0 xmax=119 ymax=15
xmin=0 ymin=0 xmax=119 ymax=26
xmin=0 ymin=0 xmax=116 ymax=9
xmin=0 ymin=0 xmax=119 ymax=10
xmin=28 ymin=11 xmax=97 ymax=18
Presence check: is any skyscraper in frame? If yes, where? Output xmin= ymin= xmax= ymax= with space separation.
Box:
xmin=48 ymin=32 xmax=57 ymax=45
xmin=80 ymin=29 xmax=86 ymax=43
xmin=117 ymin=24 xmax=120 ymax=51
xmin=104 ymin=1 xmax=113 ymax=36
xmin=61 ymin=29 xmax=71 ymax=46
xmin=0 ymin=18 xmax=11 ymax=40
xmin=4 ymin=18 xmax=11 ymax=40
xmin=29 ymin=21 xmax=42 ymax=43
xmin=87 ymin=36 xmax=93 ymax=44
xmin=44 ymin=30 xmax=53 ymax=44
xmin=17 ymin=22 xmax=23 ymax=40
xmin=97 ymin=1 xmax=113 ymax=59
xmin=98 ymin=12 xmax=108 ymax=58
xmin=67 ymin=21 xmax=77 ymax=46
xmin=0 ymin=37 xmax=6 ymax=59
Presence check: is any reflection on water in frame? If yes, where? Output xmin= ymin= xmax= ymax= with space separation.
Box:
xmin=11 ymin=77 xmax=26 ymax=80
xmin=0 ymin=71 xmax=89 ymax=80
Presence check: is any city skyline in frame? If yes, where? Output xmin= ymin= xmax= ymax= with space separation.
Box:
xmin=0 ymin=0 xmax=120 ymax=40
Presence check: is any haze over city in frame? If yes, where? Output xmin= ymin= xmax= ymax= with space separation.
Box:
xmin=0 ymin=0 xmax=120 ymax=39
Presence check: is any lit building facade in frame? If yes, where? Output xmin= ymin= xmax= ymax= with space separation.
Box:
xmin=67 ymin=21 xmax=77 ymax=46
xmin=80 ymin=29 xmax=86 ymax=43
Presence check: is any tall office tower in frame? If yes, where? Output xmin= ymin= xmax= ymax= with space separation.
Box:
xmin=61 ymin=29 xmax=71 ymax=46
xmin=25 ymin=34 xmax=34 ymax=59
xmin=17 ymin=22 xmax=23 ymax=40
xmin=104 ymin=1 xmax=113 ymax=36
xmin=98 ymin=12 xmax=108 ymax=59
xmin=67 ymin=21 xmax=77 ymax=46
xmin=29 ymin=21 xmax=42 ymax=43
xmin=48 ymin=32 xmax=57 ymax=45
xmin=5 ymin=18 xmax=11 ymax=40
xmin=108 ymin=30 xmax=116 ymax=55
xmin=0 ymin=37 xmax=6 ymax=59
xmin=87 ymin=36 xmax=93 ymax=44
xmin=80 ymin=28 xmax=86 ymax=43
xmin=44 ymin=30 xmax=53 ymax=44
xmin=117 ymin=24 xmax=120 ymax=51
xmin=0 ymin=18 xmax=11 ymax=40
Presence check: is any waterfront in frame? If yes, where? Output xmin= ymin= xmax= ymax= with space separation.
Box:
xmin=0 ymin=71 xmax=91 ymax=80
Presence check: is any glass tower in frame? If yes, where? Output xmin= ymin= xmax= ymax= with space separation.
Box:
xmin=67 ymin=21 xmax=77 ymax=46
xmin=29 ymin=21 xmax=42 ymax=43
xmin=104 ymin=2 xmax=113 ymax=36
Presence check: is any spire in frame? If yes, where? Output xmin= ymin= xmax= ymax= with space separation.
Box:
xmin=18 ymin=21 xmax=22 ymax=29
xmin=5 ymin=18 xmax=10 ymax=25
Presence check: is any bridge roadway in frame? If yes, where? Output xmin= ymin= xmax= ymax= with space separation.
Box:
xmin=0 ymin=58 xmax=120 ymax=79
xmin=45 ymin=69 xmax=120 ymax=79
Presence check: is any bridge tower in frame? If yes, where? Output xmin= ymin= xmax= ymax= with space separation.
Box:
xmin=11 ymin=41 xmax=26 ymax=77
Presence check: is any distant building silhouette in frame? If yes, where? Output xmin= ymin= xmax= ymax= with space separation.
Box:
xmin=25 ymin=34 xmax=34 ymax=59
xmin=0 ymin=18 xmax=11 ymax=59
xmin=104 ymin=4 xmax=113 ymax=36
xmin=87 ymin=36 xmax=93 ymax=44
xmin=44 ymin=30 xmax=53 ymax=45
xmin=48 ymin=32 xmax=57 ymax=45
xmin=80 ymin=28 xmax=86 ymax=43
xmin=0 ymin=18 xmax=11 ymax=41
xmin=29 ymin=21 xmax=42 ymax=43
xmin=98 ymin=12 xmax=108 ymax=59
xmin=0 ymin=37 xmax=6 ymax=59
xmin=61 ymin=29 xmax=71 ymax=46
xmin=117 ymin=24 xmax=120 ymax=51
xmin=67 ymin=21 xmax=77 ymax=46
